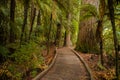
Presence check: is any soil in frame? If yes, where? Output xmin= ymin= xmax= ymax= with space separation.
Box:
xmin=42 ymin=45 xmax=56 ymax=66
xmin=79 ymin=52 xmax=115 ymax=80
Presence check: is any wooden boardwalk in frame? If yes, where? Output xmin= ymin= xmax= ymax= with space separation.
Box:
xmin=40 ymin=47 xmax=90 ymax=80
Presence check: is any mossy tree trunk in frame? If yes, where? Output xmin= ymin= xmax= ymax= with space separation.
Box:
xmin=64 ymin=13 xmax=72 ymax=47
xmin=47 ymin=14 xmax=52 ymax=54
xmin=20 ymin=3 xmax=29 ymax=45
xmin=96 ymin=0 xmax=105 ymax=66
xmin=29 ymin=4 xmax=36 ymax=40
xmin=63 ymin=0 xmax=72 ymax=47
xmin=108 ymin=0 xmax=119 ymax=79
xmin=35 ymin=10 xmax=41 ymax=36
xmin=76 ymin=0 xmax=99 ymax=53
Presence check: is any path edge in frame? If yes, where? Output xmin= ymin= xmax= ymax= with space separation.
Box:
xmin=32 ymin=47 xmax=58 ymax=80
xmin=70 ymin=48 xmax=94 ymax=80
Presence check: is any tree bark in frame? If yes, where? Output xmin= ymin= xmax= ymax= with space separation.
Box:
xmin=10 ymin=0 xmax=16 ymax=43
xmin=64 ymin=31 xmax=67 ymax=46
xmin=47 ymin=14 xmax=52 ymax=54
xmin=35 ymin=10 xmax=41 ymax=36
xmin=96 ymin=0 xmax=105 ymax=66
xmin=37 ymin=10 xmax=41 ymax=26
xmin=29 ymin=5 xmax=36 ymax=40
xmin=55 ymin=23 xmax=62 ymax=47
xmin=108 ymin=0 xmax=119 ymax=79
xmin=20 ymin=4 xmax=29 ymax=45
xmin=65 ymin=30 xmax=72 ymax=47
xmin=76 ymin=0 xmax=99 ymax=53
xmin=96 ymin=20 xmax=104 ymax=65
xmin=0 ymin=1 xmax=9 ymax=45
xmin=64 ymin=13 xmax=72 ymax=47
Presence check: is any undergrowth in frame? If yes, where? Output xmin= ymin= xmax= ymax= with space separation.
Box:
xmin=0 ymin=41 xmax=45 ymax=80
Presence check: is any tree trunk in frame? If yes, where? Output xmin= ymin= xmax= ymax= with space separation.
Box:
xmin=96 ymin=20 xmax=104 ymax=65
xmin=47 ymin=14 xmax=52 ymax=54
xmin=64 ymin=13 xmax=72 ymax=47
xmin=64 ymin=31 xmax=67 ymax=46
xmin=37 ymin=10 xmax=41 ymax=26
xmin=0 ymin=1 xmax=9 ymax=45
xmin=76 ymin=0 xmax=99 ymax=53
xmin=64 ymin=30 xmax=72 ymax=47
xmin=29 ymin=5 xmax=36 ymax=40
xmin=10 ymin=0 xmax=16 ymax=43
xmin=35 ymin=10 xmax=41 ymax=36
xmin=55 ymin=23 xmax=62 ymax=47
xmin=20 ymin=4 xmax=29 ymax=45
xmin=96 ymin=0 xmax=105 ymax=66
xmin=65 ymin=30 xmax=72 ymax=47
xmin=108 ymin=0 xmax=119 ymax=79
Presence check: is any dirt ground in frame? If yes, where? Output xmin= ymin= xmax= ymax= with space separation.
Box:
xmin=42 ymin=46 xmax=56 ymax=66
xmin=79 ymin=52 xmax=115 ymax=80
xmin=35 ymin=46 xmax=115 ymax=80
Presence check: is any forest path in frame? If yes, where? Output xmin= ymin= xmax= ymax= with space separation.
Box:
xmin=40 ymin=47 xmax=90 ymax=80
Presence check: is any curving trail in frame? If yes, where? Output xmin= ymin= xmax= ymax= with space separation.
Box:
xmin=38 ymin=47 xmax=90 ymax=80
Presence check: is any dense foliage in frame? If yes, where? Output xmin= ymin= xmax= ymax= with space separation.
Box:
xmin=0 ymin=0 xmax=120 ymax=79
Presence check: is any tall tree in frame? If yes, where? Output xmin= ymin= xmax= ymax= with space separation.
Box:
xmin=76 ymin=0 xmax=99 ymax=53
xmin=29 ymin=3 xmax=36 ymax=40
xmin=65 ymin=13 xmax=72 ymax=47
xmin=37 ymin=10 xmax=41 ymax=26
xmin=55 ymin=23 xmax=62 ymax=47
xmin=0 ymin=0 xmax=9 ymax=63
xmin=20 ymin=0 xmax=30 ymax=44
xmin=108 ymin=0 xmax=119 ymax=79
xmin=64 ymin=0 xmax=72 ymax=47
xmin=35 ymin=10 xmax=41 ymax=36
xmin=96 ymin=0 xmax=105 ymax=65
xmin=10 ymin=0 xmax=16 ymax=43
xmin=0 ymin=0 xmax=9 ymax=45
xmin=47 ymin=14 xmax=52 ymax=54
